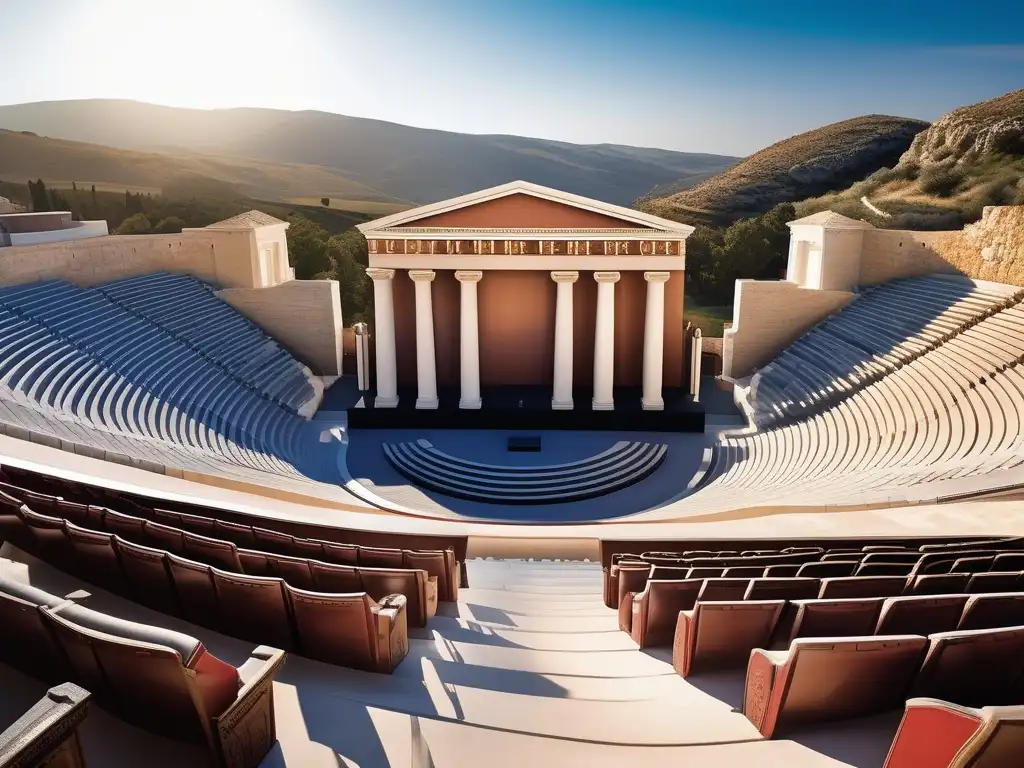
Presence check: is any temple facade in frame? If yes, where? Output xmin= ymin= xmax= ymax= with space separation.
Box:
xmin=357 ymin=181 xmax=694 ymax=411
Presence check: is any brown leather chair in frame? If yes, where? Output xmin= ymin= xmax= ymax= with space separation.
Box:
xmin=721 ymin=566 xmax=766 ymax=579
xmin=165 ymin=552 xmax=222 ymax=630
xmin=745 ymin=577 xmax=820 ymax=601
xmin=818 ymin=576 xmax=909 ymax=599
xmin=614 ymin=562 xmax=652 ymax=610
xmin=143 ymin=520 xmax=185 ymax=555
xmin=763 ymin=564 xmax=800 ymax=577
xmin=883 ymin=699 xmax=1024 ymax=768
xmin=628 ymin=579 xmax=703 ymax=646
xmin=861 ymin=552 xmax=921 ymax=565
xmin=252 ymin=526 xmax=295 ymax=555
xmin=820 ymin=551 xmax=864 ymax=561
xmin=908 ymin=573 xmax=970 ymax=595
xmin=20 ymin=507 xmax=72 ymax=563
xmin=673 ymin=600 xmax=785 ymax=677
xmin=0 ymin=494 xmax=30 ymax=549
xmin=950 ymin=556 xmax=995 ymax=574
xmin=209 ymin=569 xmax=295 ymax=650
xmin=404 ymin=549 xmax=457 ymax=603
xmin=855 ymin=562 xmax=915 ymax=577
xmin=992 ymin=553 xmax=1024 ymax=571
xmin=113 ymin=537 xmax=180 ymax=615
xmin=309 ymin=561 xmax=364 ymax=594
xmin=101 ymin=508 xmax=147 ymax=542
xmin=967 ymin=571 xmax=1022 ymax=594
xmin=182 ymin=531 xmax=243 ymax=572
xmin=287 ymin=584 xmax=408 ymax=673
xmin=264 ymin=553 xmax=317 ymax=591
xmin=687 ymin=566 xmax=725 ymax=579
xmin=357 ymin=566 xmax=436 ymax=628
xmin=0 ymin=682 xmax=91 ymax=768
xmin=958 ymin=592 xmax=1024 ymax=632
xmin=212 ymin=518 xmax=257 ymax=549
xmin=0 ymin=577 xmax=70 ymax=683
xmin=41 ymin=599 xmax=285 ymax=767
xmin=912 ymin=626 xmax=1024 ymax=707
xmin=149 ymin=507 xmax=183 ymax=528
xmin=698 ymin=578 xmax=751 ymax=603
xmin=797 ymin=561 xmax=858 ymax=578
xmin=321 ymin=540 xmax=360 ymax=566
xmin=238 ymin=548 xmax=272 ymax=577
xmin=875 ymin=594 xmax=969 ymax=637
xmin=64 ymin=522 xmax=127 ymax=594
xmin=744 ymin=634 xmax=928 ymax=738
xmin=359 ymin=546 xmax=405 ymax=569
xmin=782 ymin=598 xmax=885 ymax=646
xmin=290 ymin=536 xmax=325 ymax=561
xmin=863 ymin=545 xmax=909 ymax=552
xmin=174 ymin=510 xmax=217 ymax=536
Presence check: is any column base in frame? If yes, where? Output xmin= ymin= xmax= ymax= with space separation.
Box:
xmin=374 ymin=395 xmax=399 ymax=408
xmin=459 ymin=397 xmax=482 ymax=410
xmin=415 ymin=397 xmax=439 ymax=410
xmin=551 ymin=398 xmax=574 ymax=410
xmin=591 ymin=398 xmax=614 ymax=411
xmin=641 ymin=397 xmax=665 ymax=411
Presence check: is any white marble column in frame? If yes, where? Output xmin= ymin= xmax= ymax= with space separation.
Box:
xmin=592 ymin=271 xmax=620 ymax=411
xmin=642 ymin=271 xmax=670 ymax=411
xmin=409 ymin=270 xmax=438 ymax=409
xmin=456 ymin=270 xmax=483 ymax=409
xmin=367 ymin=268 xmax=398 ymax=408
xmin=551 ymin=271 xmax=578 ymax=410
xmin=691 ymin=328 xmax=703 ymax=402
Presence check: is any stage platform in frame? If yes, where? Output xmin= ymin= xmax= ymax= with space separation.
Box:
xmin=342 ymin=384 xmax=705 ymax=432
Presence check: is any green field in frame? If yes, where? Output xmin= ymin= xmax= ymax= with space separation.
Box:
xmin=684 ymin=295 xmax=732 ymax=337
xmin=288 ymin=197 xmax=412 ymax=216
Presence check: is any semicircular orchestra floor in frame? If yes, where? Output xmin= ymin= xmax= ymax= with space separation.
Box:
xmin=345 ymin=429 xmax=712 ymax=523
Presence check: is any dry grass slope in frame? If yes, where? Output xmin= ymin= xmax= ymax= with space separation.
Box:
xmin=641 ymin=115 xmax=928 ymax=226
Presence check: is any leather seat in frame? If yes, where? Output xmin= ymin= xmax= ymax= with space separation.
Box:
xmin=797 ymin=561 xmax=858 ymax=578
xmin=818 ymin=576 xmax=909 ymax=599
xmin=721 ymin=566 xmax=766 ymax=579
xmin=321 ymin=541 xmax=360 ymax=566
xmin=0 ymin=494 xmax=30 ymax=549
xmin=744 ymin=635 xmax=928 ymax=738
xmin=165 ymin=552 xmax=222 ymax=630
xmin=874 ymin=594 xmax=969 ymax=637
xmin=252 ymin=526 xmax=295 ymax=555
xmin=613 ymin=562 xmax=651 ymax=609
xmin=744 ymin=577 xmax=820 ymax=601
xmin=965 ymin=571 xmax=1021 ymax=594
xmin=287 ymin=584 xmax=408 ymax=673
xmin=627 ymin=578 xmax=703 ymax=646
xmin=907 ymin=573 xmax=970 ymax=595
xmin=957 ymin=592 xmax=1024 ymax=631
xmin=212 ymin=519 xmax=257 ymax=549
xmin=209 ymin=569 xmax=294 ymax=650
xmin=309 ymin=561 xmax=364 ymax=594
xmin=698 ymin=578 xmax=751 ymax=603
xmin=20 ymin=507 xmax=72 ymax=563
xmin=992 ymin=553 xmax=1024 ymax=571
xmin=64 ymin=522 xmax=127 ymax=594
xmin=143 ymin=520 xmax=185 ymax=554
xmin=182 ymin=531 xmax=243 ymax=572
xmin=854 ymin=562 xmax=914 ymax=577
xmin=264 ymin=552 xmax=317 ymax=591
xmin=0 ymin=577 xmax=70 ymax=683
xmin=912 ymin=626 xmax=1024 ymax=706
xmin=113 ymin=537 xmax=179 ymax=615
xmin=763 ymin=564 xmax=800 ymax=577
xmin=883 ymin=699 xmax=1024 ymax=768
xmin=673 ymin=600 xmax=785 ymax=677
xmin=782 ymin=598 xmax=885 ymax=646
xmin=359 ymin=546 xmax=405 ymax=569
xmin=101 ymin=508 xmax=146 ymax=542
xmin=357 ymin=566 xmax=436 ymax=628
xmin=950 ymin=555 xmax=995 ymax=574
xmin=686 ymin=566 xmax=725 ymax=579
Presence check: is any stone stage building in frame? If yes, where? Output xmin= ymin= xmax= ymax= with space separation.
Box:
xmin=357 ymin=181 xmax=695 ymax=412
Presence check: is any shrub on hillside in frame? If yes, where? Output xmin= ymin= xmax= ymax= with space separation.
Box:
xmin=919 ymin=167 xmax=966 ymax=197
xmin=152 ymin=216 xmax=186 ymax=234
xmin=115 ymin=213 xmax=151 ymax=235
xmin=894 ymin=161 xmax=920 ymax=180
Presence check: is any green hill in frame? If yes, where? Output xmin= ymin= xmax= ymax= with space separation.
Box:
xmin=639 ymin=115 xmax=928 ymax=226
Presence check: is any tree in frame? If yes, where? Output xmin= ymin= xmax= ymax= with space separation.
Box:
xmin=152 ymin=216 xmax=186 ymax=234
xmin=115 ymin=213 xmax=152 ymax=235
xmin=285 ymin=214 xmax=332 ymax=279
xmin=72 ymin=181 xmax=77 ymax=192
xmin=28 ymin=179 xmax=50 ymax=212
xmin=320 ymin=197 xmax=330 ymax=207
xmin=90 ymin=184 xmax=97 ymax=203
xmin=325 ymin=229 xmax=372 ymax=323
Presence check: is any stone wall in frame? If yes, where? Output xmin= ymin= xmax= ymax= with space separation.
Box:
xmin=218 ymin=280 xmax=344 ymax=375
xmin=723 ymin=279 xmax=854 ymax=378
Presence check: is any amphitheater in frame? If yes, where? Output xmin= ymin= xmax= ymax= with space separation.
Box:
xmin=1 ymin=198 xmax=1023 ymax=768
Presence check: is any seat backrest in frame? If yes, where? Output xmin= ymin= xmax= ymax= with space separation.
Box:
xmin=309 ymin=561 xmax=363 ymax=593
xmin=863 ymin=545 xmax=908 ymax=552
xmin=143 ymin=521 xmax=185 ymax=555
xmin=357 ymin=566 xmax=428 ymax=627
xmin=966 ymin=572 xmax=1021 ymax=594
xmin=0 ymin=579 xmax=69 ymax=682
xmin=763 ymin=564 xmax=800 ymax=577
xmin=113 ymin=537 xmax=179 ymax=615
xmin=101 ymin=509 xmax=147 ymax=542
xmin=966 ymin=706 xmax=1024 ymax=767
xmin=875 ymin=594 xmax=969 ymax=637
xmin=265 ymin=553 xmax=317 ymax=591
xmin=616 ymin=563 xmax=652 ymax=606
xmin=165 ymin=553 xmax=221 ymax=629
xmin=20 ymin=507 xmax=72 ymax=561
xmin=643 ymin=579 xmax=703 ymax=644
xmin=252 ymin=527 xmax=295 ymax=555
xmin=182 ymin=531 xmax=243 ymax=572
xmin=209 ymin=569 xmax=294 ymax=650
xmin=992 ymin=553 xmax=1024 ymax=571
xmin=771 ymin=635 xmax=928 ymax=733
xmin=648 ymin=565 xmax=691 ymax=581
xmin=237 ymin=548 xmax=272 ymax=577
xmin=797 ymin=561 xmax=858 ymax=578
xmin=951 ymin=556 xmax=995 ymax=574
xmin=788 ymin=598 xmax=884 ymax=643
xmin=745 ymin=577 xmax=820 ymax=601
xmin=698 ymin=578 xmax=751 ymax=602
xmin=687 ymin=567 xmax=725 ymax=579
xmin=55 ymin=601 xmax=201 ymax=662
xmin=175 ymin=511 xmax=216 ymax=536
xmin=0 ymin=495 xmax=28 ymax=548
xmin=913 ymin=626 xmax=1024 ymax=707
xmin=908 ymin=573 xmax=970 ymax=595
xmin=321 ymin=541 xmax=359 ymax=566
xmin=861 ymin=552 xmax=921 ymax=565
xmin=855 ymin=562 xmax=915 ymax=577
xmin=688 ymin=600 xmax=784 ymax=674
xmin=722 ymin=566 xmax=766 ymax=578
xmin=958 ymin=592 xmax=1024 ymax=632
xmin=212 ymin=519 xmax=257 ymax=549
xmin=290 ymin=537 xmax=325 ymax=561
xmin=64 ymin=522 xmax=126 ymax=594
xmin=821 ymin=551 xmax=864 ymax=561
xmin=359 ymin=546 xmax=405 ymax=569
xmin=286 ymin=584 xmax=376 ymax=669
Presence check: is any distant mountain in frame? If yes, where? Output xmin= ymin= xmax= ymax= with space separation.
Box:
xmin=0 ymin=100 xmax=739 ymax=206
xmin=796 ymin=88 xmax=1024 ymax=230
xmin=640 ymin=115 xmax=929 ymax=226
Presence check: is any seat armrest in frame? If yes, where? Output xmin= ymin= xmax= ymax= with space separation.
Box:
xmin=883 ymin=698 xmax=984 ymax=768
xmin=604 ymin=567 xmax=617 ymax=609
xmin=672 ymin=609 xmax=696 ymax=677
xmin=373 ymin=594 xmax=409 ymax=673
xmin=213 ymin=646 xmax=285 ymax=768
xmin=425 ymin=576 xmax=438 ymax=619
xmin=743 ymin=648 xmax=785 ymax=737
xmin=0 ymin=683 xmax=90 ymax=768
xmin=618 ymin=591 xmax=635 ymax=634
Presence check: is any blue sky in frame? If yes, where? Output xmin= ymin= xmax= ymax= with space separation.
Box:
xmin=2 ymin=0 xmax=1022 ymax=156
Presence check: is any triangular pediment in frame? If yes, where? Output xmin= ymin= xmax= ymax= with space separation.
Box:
xmin=357 ymin=181 xmax=694 ymax=235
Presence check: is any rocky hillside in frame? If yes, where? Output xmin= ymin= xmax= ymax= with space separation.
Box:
xmin=639 ymin=115 xmax=928 ymax=226
xmin=797 ymin=89 xmax=1024 ymax=230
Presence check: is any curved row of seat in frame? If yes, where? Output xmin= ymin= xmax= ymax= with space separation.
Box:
xmin=749 ymin=275 xmax=1023 ymax=428
xmin=707 ymin=286 xmax=1024 ymax=503
xmin=96 ymin=273 xmax=318 ymax=415
xmin=0 ymin=279 xmax=311 ymax=480
xmin=0 ymin=576 xmax=284 ymax=768
xmin=383 ymin=439 xmax=667 ymax=504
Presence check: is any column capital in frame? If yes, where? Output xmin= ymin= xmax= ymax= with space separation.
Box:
xmin=455 ymin=270 xmax=483 ymax=283
xmin=409 ymin=269 xmax=436 ymax=282
xmin=644 ymin=271 xmax=671 ymax=283
xmin=366 ymin=267 xmax=395 ymax=281
xmin=594 ymin=271 xmax=621 ymax=284
xmin=551 ymin=271 xmax=579 ymax=284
